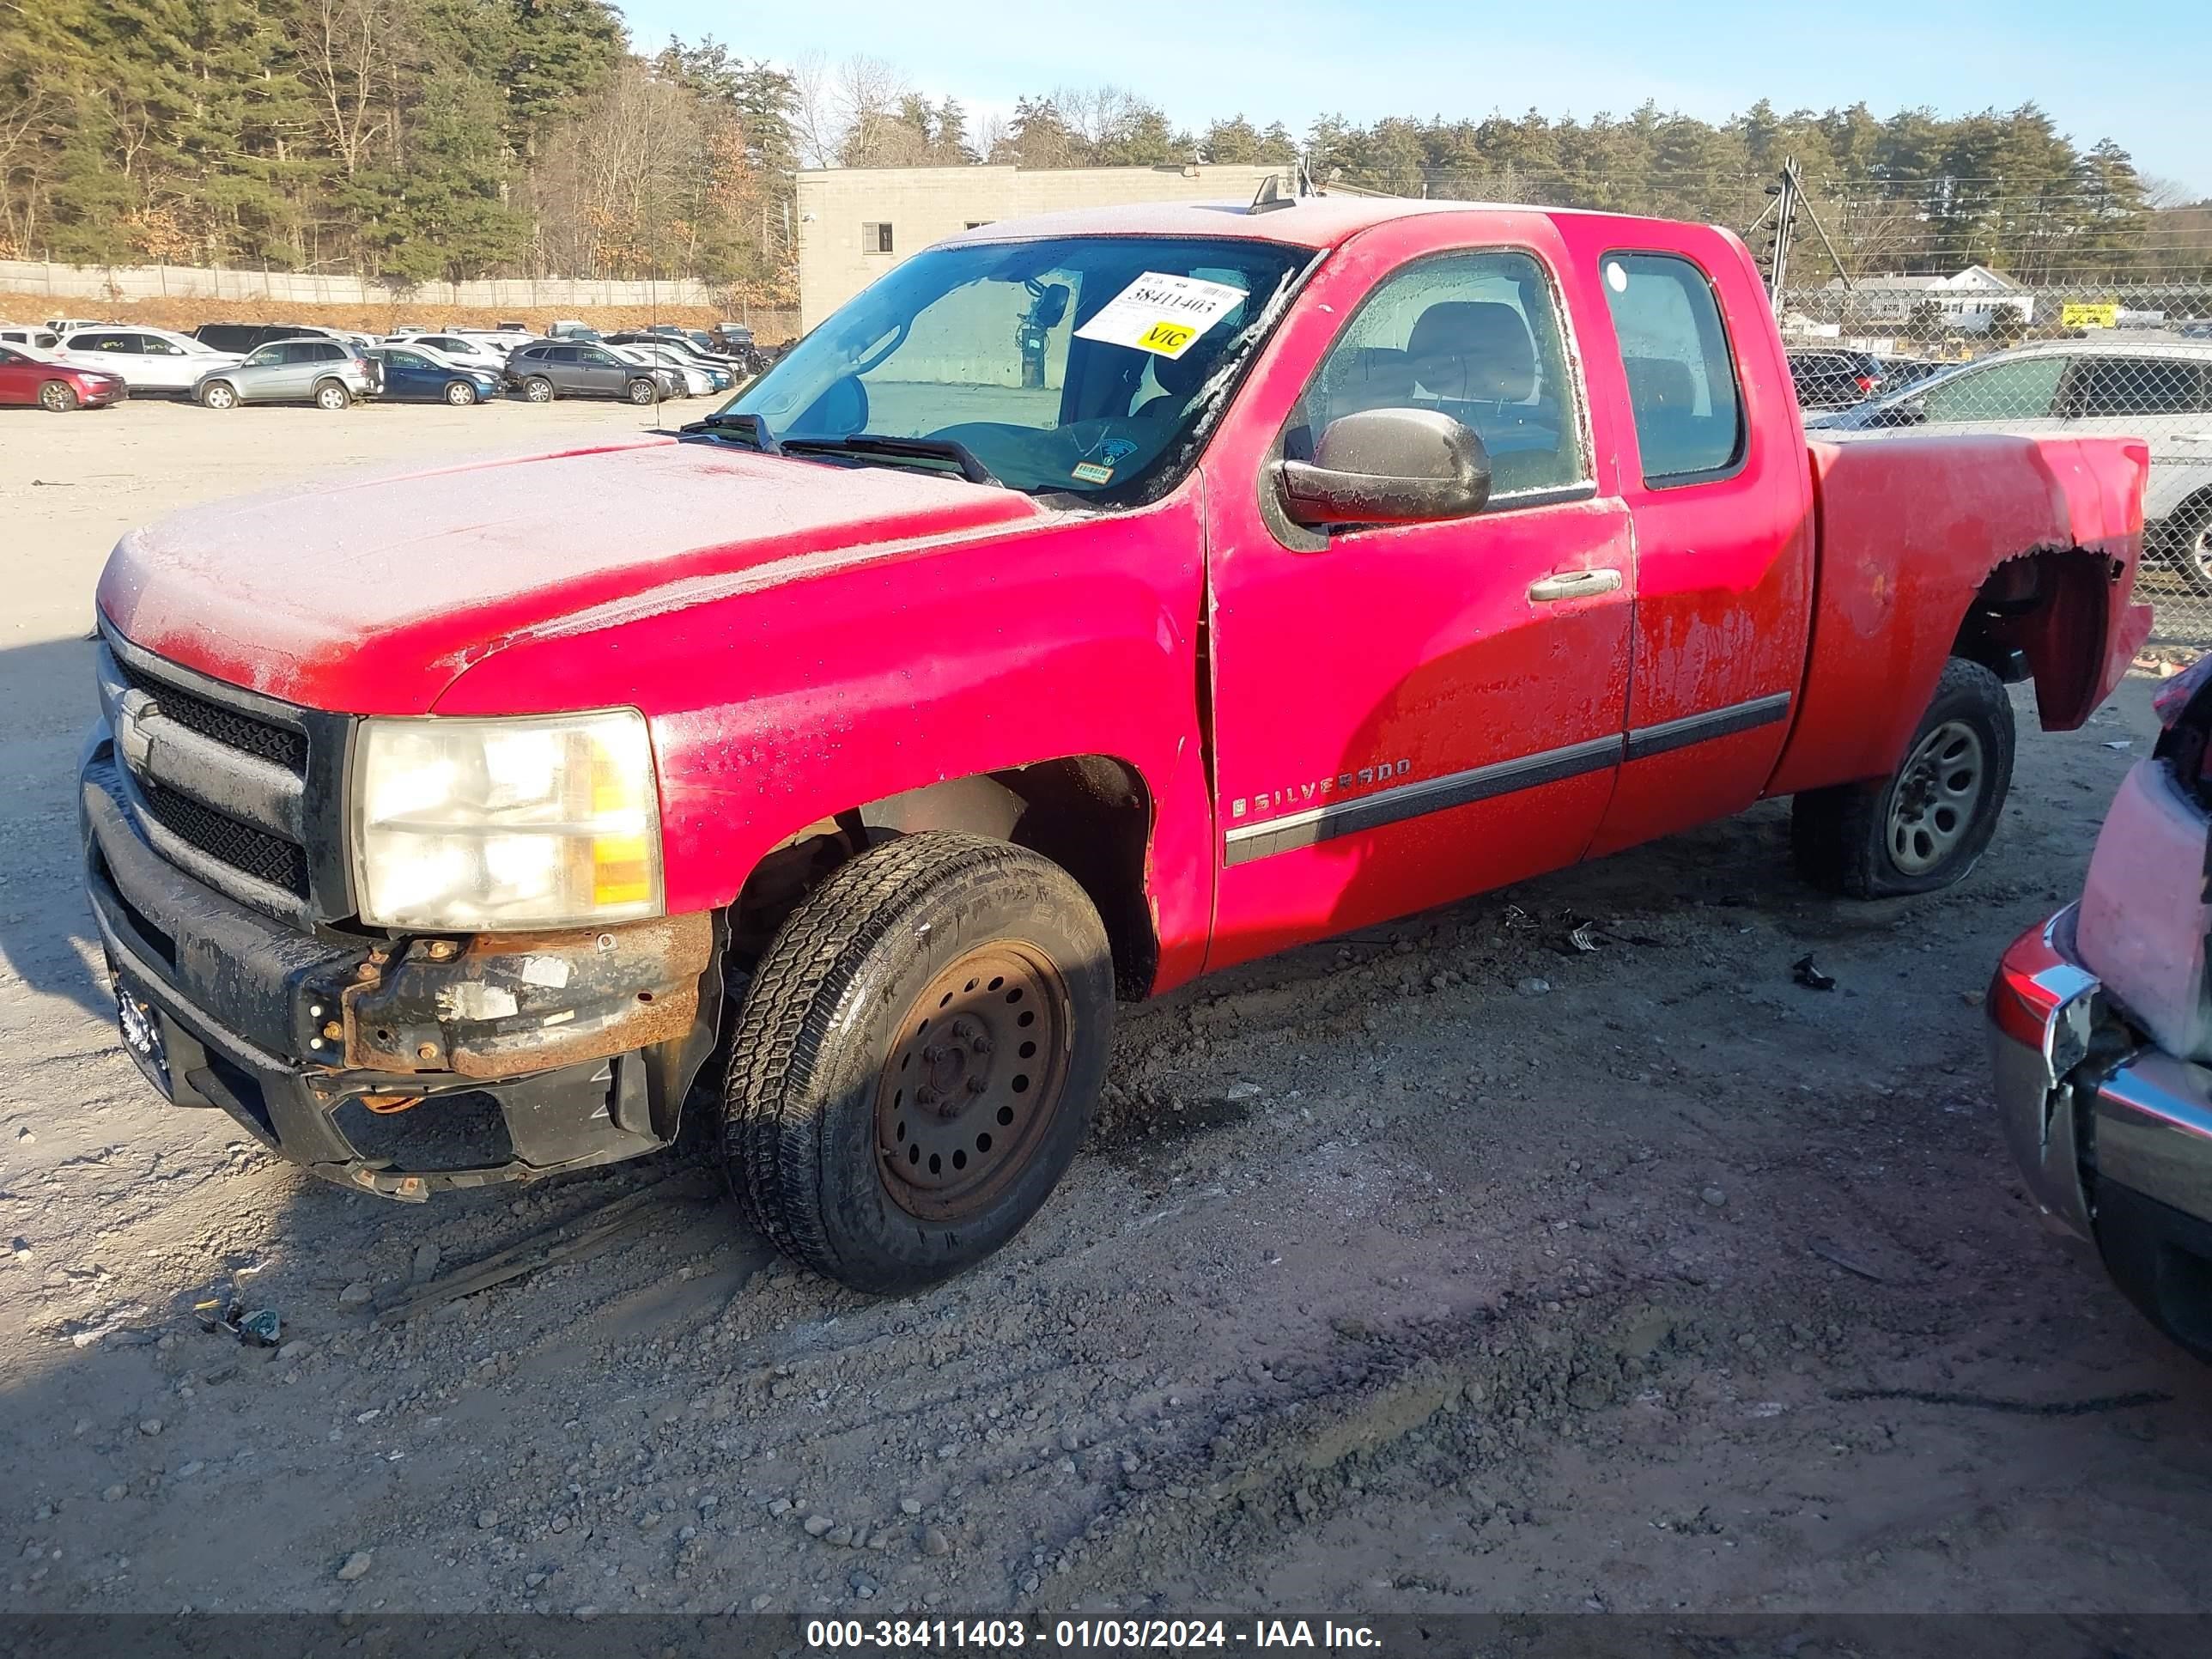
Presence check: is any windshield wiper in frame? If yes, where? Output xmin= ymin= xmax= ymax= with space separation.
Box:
xmin=682 ymin=411 xmax=781 ymax=453
xmin=780 ymin=434 xmax=1003 ymax=489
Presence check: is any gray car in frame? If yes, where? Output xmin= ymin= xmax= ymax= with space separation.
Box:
xmin=193 ymin=337 xmax=380 ymax=410
xmin=504 ymin=342 xmax=680 ymax=405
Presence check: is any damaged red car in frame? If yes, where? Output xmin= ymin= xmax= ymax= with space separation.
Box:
xmin=84 ymin=198 xmax=2150 ymax=1291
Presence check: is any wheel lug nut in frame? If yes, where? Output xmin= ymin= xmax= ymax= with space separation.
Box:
xmin=970 ymin=1036 xmax=992 ymax=1055
xmin=915 ymin=1085 xmax=943 ymax=1108
xmin=966 ymin=1075 xmax=989 ymax=1095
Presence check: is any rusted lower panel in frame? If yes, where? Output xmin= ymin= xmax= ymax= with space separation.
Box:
xmin=340 ymin=912 xmax=713 ymax=1079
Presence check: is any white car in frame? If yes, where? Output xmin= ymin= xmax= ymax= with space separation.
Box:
xmin=0 ymin=324 xmax=64 ymax=352
xmin=58 ymin=325 xmax=240 ymax=393
xmin=608 ymin=343 xmax=714 ymax=396
xmin=394 ymin=333 xmax=514 ymax=372
xmin=1811 ymin=338 xmax=2212 ymax=593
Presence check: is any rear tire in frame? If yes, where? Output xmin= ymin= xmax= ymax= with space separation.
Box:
xmin=313 ymin=380 xmax=350 ymax=411
xmin=719 ymin=833 xmax=1115 ymax=1294
xmin=524 ymin=376 xmax=554 ymax=404
xmin=37 ymin=380 xmax=77 ymax=412
xmin=627 ymin=377 xmax=658 ymax=406
xmin=2172 ymin=499 xmax=2212 ymax=599
xmin=198 ymin=380 xmax=237 ymax=410
xmin=443 ymin=380 xmax=477 ymax=406
xmin=1791 ymin=657 xmax=2015 ymax=898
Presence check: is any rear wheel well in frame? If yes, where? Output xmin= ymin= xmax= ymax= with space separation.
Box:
xmin=731 ymin=757 xmax=1158 ymax=999
xmin=1950 ymin=547 xmax=2121 ymax=722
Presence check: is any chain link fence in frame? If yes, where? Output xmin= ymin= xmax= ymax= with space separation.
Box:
xmin=1755 ymin=185 xmax=2212 ymax=644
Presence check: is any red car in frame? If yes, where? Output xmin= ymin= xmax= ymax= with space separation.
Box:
xmin=85 ymin=197 xmax=2150 ymax=1291
xmin=0 ymin=342 xmax=124 ymax=410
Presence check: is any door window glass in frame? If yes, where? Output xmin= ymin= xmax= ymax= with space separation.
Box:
xmin=2068 ymin=358 xmax=2212 ymax=418
xmin=1289 ymin=249 xmax=1588 ymax=497
xmin=1919 ymin=356 xmax=2067 ymax=422
xmin=1601 ymin=252 xmax=1745 ymax=484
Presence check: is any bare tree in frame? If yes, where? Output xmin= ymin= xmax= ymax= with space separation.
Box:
xmin=292 ymin=0 xmax=410 ymax=177
xmin=787 ymin=50 xmax=840 ymax=170
xmin=833 ymin=54 xmax=915 ymax=167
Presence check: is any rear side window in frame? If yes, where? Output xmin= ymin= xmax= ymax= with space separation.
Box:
xmin=1601 ymin=252 xmax=1745 ymax=485
xmin=2069 ymin=358 xmax=2212 ymax=418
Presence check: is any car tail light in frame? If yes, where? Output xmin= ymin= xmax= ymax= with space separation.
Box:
xmin=1855 ymin=374 xmax=1877 ymax=393
xmin=2153 ymin=654 xmax=2212 ymax=729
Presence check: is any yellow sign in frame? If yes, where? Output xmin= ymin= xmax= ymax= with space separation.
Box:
xmin=1138 ymin=321 xmax=1197 ymax=356
xmin=2062 ymin=302 xmax=2120 ymax=329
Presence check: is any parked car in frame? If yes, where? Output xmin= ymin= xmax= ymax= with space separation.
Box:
xmin=191 ymin=337 xmax=380 ymax=410
xmin=365 ymin=344 xmax=501 ymax=405
xmin=57 ymin=325 xmax=240 ymax=393
xmin=85 ymin=198 xmax=2148 ymax=1294
xmin=605 ymin=337 xmax=732 ymax=391
xmin=1990 ymin=654 xmax=2212 ymax=1361
xmin=609 ymin=331 xmax=744 ymax=374
xmin=0 ymin=325 xmax=64 ymax=352
xmin=1811 ymin=340 xmax=2212 ymax=594
xmin=606 ymin=343 xmax=718 ymax=396
xmin=44 ymin=316 xmax=105 ymax=334
xmin=0 ymin=342 xmax=125 ymax=410
xmin=400 ymin=332 xmax=516 ymax=370
xmin=1787 ymin=347 xmax=1885 ymax=410
xmin=545 ymin=319 xmax=601 ymax=342
xmin=503 ymin=341 xmax=678 ymax=404
xmin=191 ymin=322 xmax=345 ymax=356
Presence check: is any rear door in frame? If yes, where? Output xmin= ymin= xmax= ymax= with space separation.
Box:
xmin=0 ymin=344 xmax=37 ymax=404
xmin=1555 ymin=230 xmax=1817 ymax=857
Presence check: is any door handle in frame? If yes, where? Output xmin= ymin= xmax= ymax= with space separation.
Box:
xmin=1528 ymin=568 xmax=1624 ymax=603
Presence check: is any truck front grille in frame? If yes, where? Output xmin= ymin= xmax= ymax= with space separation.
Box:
xmin=137 ymin=781 xmax=311 ymax=898
xmin=98 ymin=629 xmax=343 ymax=923
xmin=118 ymin=660 xmax=306 ymax=773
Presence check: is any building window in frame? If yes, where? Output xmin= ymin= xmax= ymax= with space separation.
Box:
xmin=862 ymin=222 xmax=894 ymax=254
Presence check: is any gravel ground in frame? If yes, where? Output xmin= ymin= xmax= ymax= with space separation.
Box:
xmin=3 ymin=397 xmax=2211 ymax=1620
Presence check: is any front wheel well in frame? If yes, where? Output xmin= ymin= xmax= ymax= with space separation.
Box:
xmin=730 ymin=757 xmax=1158 ymax=1000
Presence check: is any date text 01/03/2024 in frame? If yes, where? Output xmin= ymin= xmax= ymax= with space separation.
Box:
xmin=802 ymin=1619 xmax=1383 ymax=1649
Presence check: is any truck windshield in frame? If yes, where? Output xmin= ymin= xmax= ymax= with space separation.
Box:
xmin=708 ymin=234 xmax=1315 ymax=501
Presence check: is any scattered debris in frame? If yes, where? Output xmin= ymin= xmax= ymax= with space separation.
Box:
xmin=1567 ymin=922 xmax=1601 ymax=953
xmin=336 ymin=1551 xmax=374 ymax=1582
xmin=1808 ymin=1240 xmax=1888 ymax=1283
xmin=1516 ymin=976 xmax=1552 ymax=997
xmin=373 ymin=1170 xmax=715 ymax=1322
xmin=2102 ymin=739 xmax=2132 ymax=750
xmin=196 ymin=1301 xmax=282 ymax=1347
xmin=1700 ymin=1186 xmax=1728 ymax=1208
xmin=1791 ymin=955 xmax=1837 ymax=992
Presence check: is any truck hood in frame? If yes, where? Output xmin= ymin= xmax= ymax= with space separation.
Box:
xmin=97 ymin=434 xmax=1049 ymax=714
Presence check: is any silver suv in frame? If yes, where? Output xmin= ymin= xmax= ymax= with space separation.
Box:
xmin=505 ymin=342 xmax=680 ymax=405
xmin=193 ymin=337 xmax=381 ymax=410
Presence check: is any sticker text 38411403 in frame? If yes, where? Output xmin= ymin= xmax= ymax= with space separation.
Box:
xmin=1074 ymin=271 xmax=1249 ymax=360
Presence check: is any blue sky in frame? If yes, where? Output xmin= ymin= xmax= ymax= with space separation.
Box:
xmin=622 ymin=0 xmax=2211 ymax=197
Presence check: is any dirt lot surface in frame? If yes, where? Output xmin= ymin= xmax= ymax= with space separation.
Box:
xmin=4 ymin=397 xmax=2212 ymax=1622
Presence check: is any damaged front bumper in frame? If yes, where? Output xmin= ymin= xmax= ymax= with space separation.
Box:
xmin=82 ymin=744 xmax=718 ymax=1198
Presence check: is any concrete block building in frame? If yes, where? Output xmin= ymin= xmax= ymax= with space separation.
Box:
xmin=793 ymin=163 xmax=1293 ymax=331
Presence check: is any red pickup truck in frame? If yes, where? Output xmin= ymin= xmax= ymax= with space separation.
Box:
xmin=85 ymin=198 xmax=2151 ymax=1291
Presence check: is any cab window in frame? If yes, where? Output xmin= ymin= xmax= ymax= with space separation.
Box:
xmin=1287 ymin=249 xmax=1588 ymax=498
xmin=1601 ymin=252 xmax=1745 ymax=485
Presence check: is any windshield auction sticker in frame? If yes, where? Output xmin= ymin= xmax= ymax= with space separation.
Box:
xmin=1074 ymin=271 xmax=1248 ymax=359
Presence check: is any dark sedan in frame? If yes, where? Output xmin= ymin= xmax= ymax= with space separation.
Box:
xmin=503 ymin=342 xmax=681 ymax=405
xmin=1787 ymin=348 xmax=1885 ymax=410
xmin=368 ymin=345 xmax=502 ymax=405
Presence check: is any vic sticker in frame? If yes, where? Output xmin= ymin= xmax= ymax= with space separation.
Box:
xmin=1075 ymin=271 xmax=1248 ymax=360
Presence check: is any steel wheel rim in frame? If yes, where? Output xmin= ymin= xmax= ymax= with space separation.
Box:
xmin=1887 ymin=719 xmax=1985 ymax=874
xmin=875 ymin=943 xmax=1073 ymax=1222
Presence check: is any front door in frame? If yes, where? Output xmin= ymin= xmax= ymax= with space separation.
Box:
xmin=1202 ymin=231 xmax=1635 ymax=969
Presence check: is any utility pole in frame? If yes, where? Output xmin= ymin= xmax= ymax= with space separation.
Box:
xmin=1749 ymin=157 xmax=1853 ymax=322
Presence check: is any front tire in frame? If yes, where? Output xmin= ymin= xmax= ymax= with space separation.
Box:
xmin=313 ymin=380 xmax=350 ymax=411
xmin=444 ymin=380 xmax=477 ymax=406
xmin=38 ymin=380 xmax=78 ymax=412
xmin=627 ymin=377 xmax=659 ymax=406
xmin=720 ymin=834 xmax=1115 ymax=1294
xmin=1791 ymin=657 xmax=2016 ymax=897
xmin=198 ymin=380 xmax=237 ymax=410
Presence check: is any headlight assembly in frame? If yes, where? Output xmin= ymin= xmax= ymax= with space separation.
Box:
xmin=350 ymin=709 xmax=662 ymax=930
